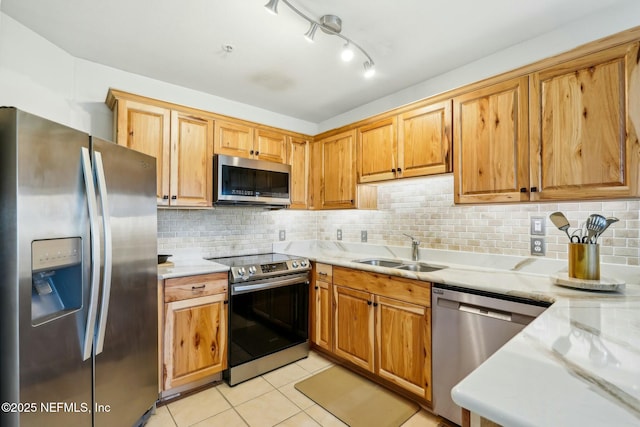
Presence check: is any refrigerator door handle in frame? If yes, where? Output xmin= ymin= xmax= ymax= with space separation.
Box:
xmin=81 ymin=147 xmax=101 ymax=361
xmin=94 ymin=151 xmax=113 ymax=355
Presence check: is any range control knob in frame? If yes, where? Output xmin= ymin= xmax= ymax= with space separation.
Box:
xmin=292 ymin=261 xmax=299 ymax=268
xmin=300 ymin=260 xmax=307 ymax=267
xmin=237 ymin=267 xmax=246 ymax=276
xmin=248 ymin=266 xmax=257 ymax=275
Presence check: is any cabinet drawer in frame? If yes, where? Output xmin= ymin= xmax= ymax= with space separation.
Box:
xmin=315 ymin=263 xmax=333 ymax=281
xmin=164 ymin=272 xmax=228 ymax=302
xmin=333 ymin=267 xmax=430 ymax=307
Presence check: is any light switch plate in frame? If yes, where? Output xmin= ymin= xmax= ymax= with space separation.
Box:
xmin=530 ymin=237 xmax=545 ymax=256
xmin=279 ymin=230 xmax=286 ymax=241
xmin=530 ymin=216 xmax=546 ymax=235
xmin=337 ymin=229 xmax=342 ymax=240
xmin=361 ymin=230 xmax=368 ymax=242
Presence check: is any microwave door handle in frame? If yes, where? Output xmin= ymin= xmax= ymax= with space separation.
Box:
xmin=80 ymin=147 xmax=101 ymax=361
xmin=93 ymin=151 xmax=112 ymax=355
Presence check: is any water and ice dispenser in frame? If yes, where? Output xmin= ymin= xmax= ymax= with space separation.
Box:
xmin=31 ymin=238 xmax=82 ymax=325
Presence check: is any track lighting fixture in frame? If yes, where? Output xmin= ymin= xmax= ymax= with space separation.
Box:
xmin=264 ymin=0 xmax=375 ymax=78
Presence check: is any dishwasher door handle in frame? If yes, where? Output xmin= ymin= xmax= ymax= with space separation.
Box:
xmin=458 ymin=303 xmax=512 ymax=321
xmin=437 ymin=296 xmax=536 ymax=325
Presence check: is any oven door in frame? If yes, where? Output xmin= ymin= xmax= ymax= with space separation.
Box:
xmin=229 ymin=273 xmax=309 ymax=368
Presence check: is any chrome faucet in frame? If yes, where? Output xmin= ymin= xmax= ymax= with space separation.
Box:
xmin=403 ymin=233 xmax=420 ymax=261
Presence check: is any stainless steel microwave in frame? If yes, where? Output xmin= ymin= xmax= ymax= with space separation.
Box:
xmin=213 ymin=154 xmax=291 ymax=207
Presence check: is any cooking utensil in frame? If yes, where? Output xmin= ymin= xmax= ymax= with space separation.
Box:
xmin=586 ymin=214 xmax=607 ymax=244
xmin=158 ymin=254 xmax=172 ymax=264
xmin=549 ymin=212 xmax=572 ymax=241
xmin=594 ymin=217 xmax=619 ymax=243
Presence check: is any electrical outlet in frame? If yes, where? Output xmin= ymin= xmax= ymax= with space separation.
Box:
xmin=361 ymin=230 xmax=368 ymax=242
xmin=530 ymin=216 xmax=546 ymax=236
xmin=530 ymin=237 xmax=545 ymax=256
xmin=279 ymin=230 xmax=286 ymax=241
xmin=337 ymin=229 xmax=342 ymax=240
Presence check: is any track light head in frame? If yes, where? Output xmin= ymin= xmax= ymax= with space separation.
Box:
xmin=363 ymin=61 xmax=375 ymax=78
xmin=264 ymin=0 xmax=279 ymax=15
xmin=341 ymin=43 xmax=354 ymax=62
xmin=304 ymin=22 xmax=318 ymax=43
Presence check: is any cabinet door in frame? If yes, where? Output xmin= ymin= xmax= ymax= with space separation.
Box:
xmin=530 ymin=42 xmax=640 ymax=200
xmin=333 ymin=285 xmax=374 ymax=372
xmin=375 ymin=296 xmax=431 ymax=401
xmin=214 ymin=120 xmax=254 ymax=158
xmin=312 ymin=278 xmax=332 ymax=351
xmin=289 ymin=137 xmax=309 ymax=209
xmin=255 ymin=128 xmax=287 ymax=163
xmin=358 ymin=117 xmax=397 ymax=183
xmin=453 ymin=77 xmax=530 ymax=204
xmin=170 ymin=111 xmax=213 ymax=207
xmin=116 ymin=100 xmax=171 ymax=205
xmin=163 ymin=293 xmax=228 ymax=390
xmin=321 ymin=131 xmax=357 ymax=209
xmin=399 ymin=100 xmax=452 ymax=178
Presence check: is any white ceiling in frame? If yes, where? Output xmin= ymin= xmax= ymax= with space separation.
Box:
xmin=0 ymin=0 xmax=630 ymax=123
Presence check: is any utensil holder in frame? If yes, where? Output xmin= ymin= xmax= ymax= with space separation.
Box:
xmin=568 ymin=243 xmax=600 ymax=280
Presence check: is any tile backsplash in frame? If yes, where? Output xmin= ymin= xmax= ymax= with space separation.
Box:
xmin=158 ymin=174 xmax=639 ymax=265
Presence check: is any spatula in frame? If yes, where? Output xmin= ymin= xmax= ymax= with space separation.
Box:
xmin=549 ymin=212 xmax=572 ymax=241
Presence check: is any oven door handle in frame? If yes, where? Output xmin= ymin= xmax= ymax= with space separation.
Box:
xmin=232 ymin=274 xmax=310 ymax=295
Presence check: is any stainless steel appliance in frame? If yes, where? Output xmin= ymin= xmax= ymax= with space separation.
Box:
xmin=213 ymin=154 xmax=291 ymax=207
xmin=432 ymin=284 xmax=549 ymax=426
xmin=207 ymin=253 xmax=310 ymax=386
xmin=0 ymin=108 xmax=158 ymax=427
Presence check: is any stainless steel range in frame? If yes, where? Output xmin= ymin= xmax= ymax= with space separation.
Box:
xmin=207 ymin=253 xmax=311 ymax=386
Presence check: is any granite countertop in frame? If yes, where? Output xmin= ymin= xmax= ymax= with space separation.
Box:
xmin=272 ymin=240 xmax=640 ymax=427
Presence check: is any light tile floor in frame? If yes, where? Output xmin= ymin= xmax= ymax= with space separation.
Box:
xmin=146 ymin=351 xmax=447 ymax=427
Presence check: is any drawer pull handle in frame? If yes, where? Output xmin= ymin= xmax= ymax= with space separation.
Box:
xmin=318 ymin=272 xmax=328 ymax=276
xmin=192 ymin=285 xmax=206 ymax=291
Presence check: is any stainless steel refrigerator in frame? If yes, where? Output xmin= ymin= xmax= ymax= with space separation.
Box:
xmin=0 ymin=108 xmax=158 ymax=426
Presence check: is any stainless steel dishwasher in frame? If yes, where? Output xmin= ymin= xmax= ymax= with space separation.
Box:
xmin=432 ymin=284 xmax=549 ymax=426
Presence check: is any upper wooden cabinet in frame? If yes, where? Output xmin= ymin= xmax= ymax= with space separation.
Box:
xmin=453 ymin=76 xmax=530 ymax=204
xmin=170 ymin=111 xmax=214 ymax=207
xmin=454 ymin=41 xmax=640 ymax=204
xmin=358 ymin=117 xmax=398 ymax=182
xmin=529 ymin=42 xmax=640 ymax=200
xmin=313 ymin=130 xmax=358 ymax=209
xmin=108 ymin=92 xmax=213 ymax=207
xmin=357 ymin=101 xmax=452 ymax=183
xmin=288 ymin=136 xmax=310 ymax=209
xmin=398 ymin=101 xmax=452 ymax=178
xmin=214 ymin=119 xmax=254 ymax=159
xmin=214 ymin=120 xmax=287 ymax=163
xmin=255 ymin=128 xmax=287 ymax=163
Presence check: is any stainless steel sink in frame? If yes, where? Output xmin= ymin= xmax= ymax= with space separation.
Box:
xmin=353 ymin=259 xmax=404 ymax=268
xmin=395 ymin=263 xmax=446 ymax=272
xmin=352 ymin=259 xmax=446 ymax=272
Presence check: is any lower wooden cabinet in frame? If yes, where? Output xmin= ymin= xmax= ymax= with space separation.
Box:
xmin=311 ymin=263 xmax=333 ymax=351
xmin=314 ymin=264 xmax=432 ymax=403
xmin=160 ymin=273 xmax=228 ymax=393
xmin=333 ymin=285 xmax=375 ymax=372
xmin=376 ymin=296 xmax=431 ymax=401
